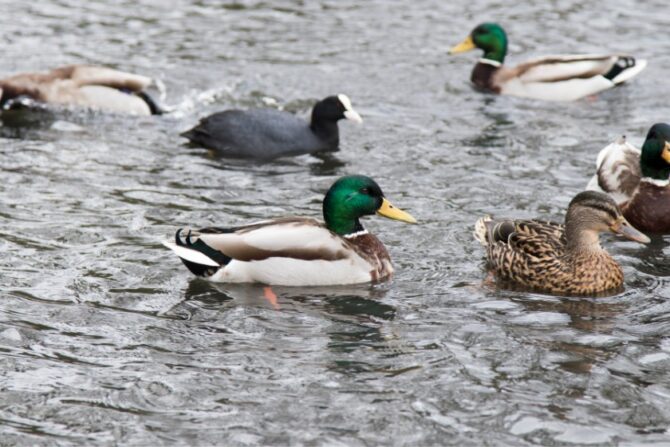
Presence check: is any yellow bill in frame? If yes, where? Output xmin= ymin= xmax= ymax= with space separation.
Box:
xmin=662 ymin=141 xmax=670 ymax=163
xmin=377 ymin=198 xmax=417 ymax=224
xmin=449 ymin=35 xmax=476 ymax=54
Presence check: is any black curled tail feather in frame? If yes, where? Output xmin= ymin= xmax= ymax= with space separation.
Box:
xmin=175 ymin=229 xmax=232 ymax=277
xmin=490 ymin=221 xmax=516 ymax=244
xmin=603 ymin=56 xmax=636 ymax=81
xmin=136 ymin=91 xmax=165 ymax=115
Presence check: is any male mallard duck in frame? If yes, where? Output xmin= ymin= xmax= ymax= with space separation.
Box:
xmin=586 ymin=123 xmax=670 ymax=233
xmin=0 ymin=65 xmax=163 ymax=115
xmin=474 ymin=191 xmax=649 ymax=295
xmin=449 ymin=23 xmax=646 ymax=101
xmin=163 ymin=175 xmax=416 ymax=286
xmin=180 ymin=94 xmax=362 ymax=159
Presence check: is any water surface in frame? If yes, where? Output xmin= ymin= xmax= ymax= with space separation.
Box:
xmin=1 ymin=1 xmax=670 ymax=445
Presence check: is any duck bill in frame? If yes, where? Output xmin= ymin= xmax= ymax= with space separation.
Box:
xmin=344 ymin=109 xmax=363 ymax=124
xmin=449 ymin=35 xmax=476 ymax=54
xmin=662 ymin=141 xmax=670 ymax=163
xmin=610 ymin=219 xmax=650 ymax=244
xmin=377 ymin=198 xmax=417 ymax=224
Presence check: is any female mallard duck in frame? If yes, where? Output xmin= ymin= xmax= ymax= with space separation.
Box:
xmin=474 ymin=191 xmax=649 ymax=295
xmin=163 ymin=175 xmax=417 ymax=286
xmin=0 ymin=65 xmax=163 ymax=115
xmin=449 ymin=23 xmax=646 ymax=101
xmin=586 ymin=123 xmax=670 ymax=233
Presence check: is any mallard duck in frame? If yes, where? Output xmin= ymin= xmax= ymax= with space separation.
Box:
xmin=180 ymin=94 xmax=362 ymax=159
xmin=0 ymin=65 xmax=163 ymax=115
xmin=163 ymin=175 xmax=416 ymax=286
xmin=449 ymin=23 xmax=646 ymax=101
xmin=474 ymin=191 xmax=649 ymax=295
xmin=586 ymin=123 xmax=670 ymax=233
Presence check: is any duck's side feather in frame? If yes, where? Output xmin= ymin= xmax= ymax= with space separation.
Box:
xmin=0 ymin=65 xmax=154 ymax=115
xmin=164 ymin=217 xmax=391 ymax=286
xmin=493 ymin=55 xmax=646 ymax=101
xmin=585 ymin=137 xmax=641 ymax=204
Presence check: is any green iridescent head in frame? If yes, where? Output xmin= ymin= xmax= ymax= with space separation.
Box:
xmin=322 ymin=175 xmax=416 ymax=236
xmin=640 ymin=123 xmax=670 ymax=180
xmin=450 ymin=22 xmax=508 ymax=63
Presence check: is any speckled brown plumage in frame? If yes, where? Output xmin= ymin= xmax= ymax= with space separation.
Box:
xmin=478 ymin=218 xmax=624 ymax=295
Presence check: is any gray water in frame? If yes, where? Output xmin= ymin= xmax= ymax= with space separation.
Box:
xmin=1 ymin=1 xmax=670 ymax=445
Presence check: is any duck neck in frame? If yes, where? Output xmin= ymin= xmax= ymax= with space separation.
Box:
xmin=324 ymin=213 xmax=364 ymax=237
xmin=483 ymin=49 xmax=506 ymax=64
xmin=564 ymin=223 xmax=602 ymax=255
xmin=640 ymin=163 xmax=670 ymax=182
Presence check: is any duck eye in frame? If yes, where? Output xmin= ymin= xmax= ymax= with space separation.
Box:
xmin=360 ymin=187 xmax=370 ymax=194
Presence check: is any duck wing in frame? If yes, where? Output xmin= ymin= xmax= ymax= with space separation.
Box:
xmin=498 ymin=54 xmax=646 ymax=101
xmin=479 ymin=218 xmax=565 ymax=282
xmin=585 ymin=136 xmax=641 ymax=204
xmin=163 ymin=217 xmax=353 ymax=275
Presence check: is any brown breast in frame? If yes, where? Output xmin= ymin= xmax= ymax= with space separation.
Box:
xmin=346 ymin=233 xmax=393 ymax=282
xmin=471 ymin=62 xmax=501 ymax=93
xmin=622 ymin=182 xmax=670 ymax=234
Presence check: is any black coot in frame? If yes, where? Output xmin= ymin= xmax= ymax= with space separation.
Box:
xmin=181 ymin=94 xmax=362 ymax=159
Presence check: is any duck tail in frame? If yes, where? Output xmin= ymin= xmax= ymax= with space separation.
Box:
xmin=473 ymin=215 xmax=493 ymax=245
xmin=136 ymin=91 xmax=166 ymax=115
xmin=163 ymin=229 xmax=230 ymax=277
xmin=604 ymin=56 xmax=647 ymax=84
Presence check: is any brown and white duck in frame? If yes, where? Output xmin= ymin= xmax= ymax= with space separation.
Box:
xmin=163 ymin=175 xmax=417 ymax=286
xmin=586 ymin=123 xmax=670 ymax=233
xmin=0 ymin=64 xmax=163 ymax=115
xmin=449 ymin=23 xmax=646 ymax=101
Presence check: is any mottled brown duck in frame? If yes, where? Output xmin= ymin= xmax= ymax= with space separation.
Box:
xmin=586 ymin=123 xmax=670 ymax=234
xmin=163 ymin=175 xmax=417 ymax=286
xmin=474 ymin=191 xmax=649 ymax=295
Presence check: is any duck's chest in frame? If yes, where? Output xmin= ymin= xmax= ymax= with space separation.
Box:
xmin=347 ymin=234 xmax=393 ymax=282
xmin=623 ymin=183 xmax=670 ymax=233
xmin=471 ymin=63 xmax=500 ymax=93
xmin=556 ymin=252 xmax=624 ymax=295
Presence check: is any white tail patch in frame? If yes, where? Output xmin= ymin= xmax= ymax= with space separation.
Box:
xmin=162 ymin=241 xmax=220 ymax=267
xmin=611 ymin=59 xmax=647 ymax=85
xmin=473 ymin=216 xmax=492 ymax=245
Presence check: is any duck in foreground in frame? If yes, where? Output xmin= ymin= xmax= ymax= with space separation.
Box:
xmin=474 ymin=191 xmax=649 ymax=295
xmin=449 ymin=23 xmax=646 ymax=102
xmin=163 ymin=175 xmax=416 ymax=286
xmin=0 ymin=65 xmax=163 ymax=115
xmin=586 ymin=123 xmax=670 ymax=234
xmin=180 ymin=94 xmax=362 ymax=160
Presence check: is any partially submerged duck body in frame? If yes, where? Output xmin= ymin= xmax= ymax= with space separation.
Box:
xmin=0 ymin=65 xmax=162 ymax=115
xmin=163 ymin=175 xmax=416 ymax=286
xmin=587 ymin=123 xmax=670 ymax=233
xmin=450 ymin=23 xmax=646 ymax=101
xmin=474 ymin=191 xmax=649 ymax=295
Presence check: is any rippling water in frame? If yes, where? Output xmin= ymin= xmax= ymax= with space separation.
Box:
xmin=1 ymin=0 xmax=670 ymax=445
